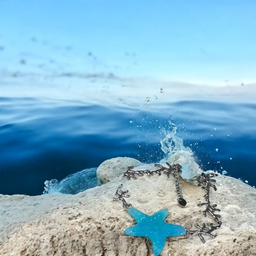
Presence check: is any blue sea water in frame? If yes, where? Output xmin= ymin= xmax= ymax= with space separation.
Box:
xmin=0 ymin=96 xmax=255 ymax=195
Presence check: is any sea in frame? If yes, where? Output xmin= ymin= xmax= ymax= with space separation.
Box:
xmin=0 ymin=76 xmax=256 ymax=195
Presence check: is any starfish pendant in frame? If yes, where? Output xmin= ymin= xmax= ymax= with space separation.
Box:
xmin=124 ymin=207 xmax=186 ymax=256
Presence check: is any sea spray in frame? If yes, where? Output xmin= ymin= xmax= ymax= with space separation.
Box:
xmin=159 ymin=121 xmax=188 ymax=157
xmin=159 ymin=121 xmax=202 ymax=181
xmin=43 ymin=168 xmax=98 ymax=195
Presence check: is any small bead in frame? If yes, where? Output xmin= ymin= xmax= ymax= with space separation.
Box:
xmin=178 ymin=198 xmax=187 ymax=207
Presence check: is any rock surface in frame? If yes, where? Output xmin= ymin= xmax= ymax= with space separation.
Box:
xmin=97 ymin=157 xmax=141 ymax=184
xmin=1 ymin=157 xmax=256 ymax=256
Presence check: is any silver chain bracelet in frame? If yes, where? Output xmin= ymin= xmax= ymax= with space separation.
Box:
xmin=113 ymin=163 xmax=222 ymax=256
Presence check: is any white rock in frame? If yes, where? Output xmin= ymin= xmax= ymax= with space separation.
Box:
xmin=97 ymin=157 xmax=141 ymax=184
xmin=0 ymin=157 xmax=256 ymax=256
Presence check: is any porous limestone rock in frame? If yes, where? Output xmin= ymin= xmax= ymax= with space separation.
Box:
xmin=0 ymin=157 xmax=256 ymax=256
xmin=97 ymin=157 xmax=141 ymax=184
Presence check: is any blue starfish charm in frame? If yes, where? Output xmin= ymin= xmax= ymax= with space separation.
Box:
xmin=124 ymin=207 xmax=186 ymax=255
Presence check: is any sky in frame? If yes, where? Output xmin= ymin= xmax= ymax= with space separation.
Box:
xmin=0 ymin=0 xmax=256 ymax=85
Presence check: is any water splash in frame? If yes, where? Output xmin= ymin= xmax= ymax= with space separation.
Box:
xmin=43 ymin=168 xmax=99 ymax=194
xmin=159 ymin=121 xmax=202 ymax=180
xmin=160 ymin=121 xmax=189 ymax=157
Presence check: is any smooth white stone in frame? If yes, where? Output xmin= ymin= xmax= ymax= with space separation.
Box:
xmin=97 ymin=157 xmax=141 ymax=184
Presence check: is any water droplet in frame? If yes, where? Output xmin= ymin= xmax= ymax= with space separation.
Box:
xmin=245 ymin=180 xmax=248 ymax=183
xmin=230 ymin=158 xmax=232 ymax=160
xmin=129 ymin=120 xmax=133 ymax=123
xmin=222 ymin=170 xmax=227 ymax=175
xmin=215 ymin=148 xmax=219 ymax=152
xmin=160 ymin=88 xmax=164 ymax=93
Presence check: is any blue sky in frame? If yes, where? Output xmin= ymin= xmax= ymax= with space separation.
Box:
xmin=0 ymin=0 xmax=256 ymax=84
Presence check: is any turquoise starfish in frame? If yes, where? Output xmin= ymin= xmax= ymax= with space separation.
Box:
xmin=124 ymin=207 xmax=186 ymax=256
